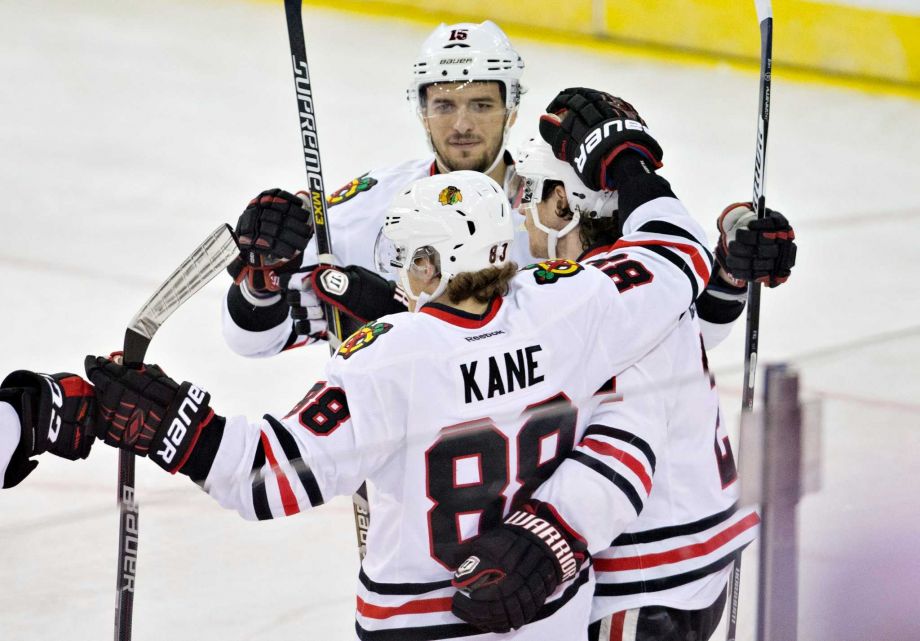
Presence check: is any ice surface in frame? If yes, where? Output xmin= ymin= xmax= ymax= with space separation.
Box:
xmin=1 ymin=1 xmax=918 ymax=639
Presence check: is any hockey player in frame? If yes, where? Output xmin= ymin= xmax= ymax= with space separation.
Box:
xmin=84 ymin=150 xmax=716 ymax=638
xmin=0 ymin=370 xmax=95 ymax=489
xmin=511 ymin=88 xmax=795 ymax=640
xmin=222 ymin=20 xmax=533 ymax=357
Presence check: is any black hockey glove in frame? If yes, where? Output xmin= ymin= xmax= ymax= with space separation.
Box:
xmin=84 ymin=356 xmax=219 ymax=473
xmin=227 ymin=188 xmax=315 ymax=295
xmin=451 ymin=501 xmax=587 ymax=633
xmin=0 ymin=370 xmax=96 ymax=488
xmin=716 ymin=202 xmax=797 ymax=288
xmin=282 ymin=264 xmax=409 ymax=338
xmin=539 ymin=87 xmax=663 ymax=191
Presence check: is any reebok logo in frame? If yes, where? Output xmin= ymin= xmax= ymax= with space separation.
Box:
xmin=574 ymin=118 xmax=649 ymax=173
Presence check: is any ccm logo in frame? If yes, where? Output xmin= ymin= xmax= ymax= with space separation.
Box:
xmin=40 ymin=375 xmax=64 ymax=443
xmin=157 ymin=385 xmax=206 ymax=464
xmin=574 ymin=119 xmax=649 ymax=173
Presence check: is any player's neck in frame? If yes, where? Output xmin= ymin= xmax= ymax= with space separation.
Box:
xmin=555 ymin=234 xmax=585 ymax=262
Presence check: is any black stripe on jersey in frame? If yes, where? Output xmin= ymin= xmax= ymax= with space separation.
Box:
xmin=640 ymin=244 xmax=700 ymax=300
xmin=250 ymin=440 xmax=272 ymax=521
xmin=359 ymin=569 xmax=453 ymax=596
xmin=637 ymin=221 xmax=715 ymax=264
xmin=593 ymin=548 xmax=743 ymax=597
xmin=570 ymin=451 xmax=644 ymax=514
xmin=612 ymin=503 xmax=739 ymax=546
xmin=355 ymin=567 xmax=591 ymax=640
xmin=582 ymin=425 xmax=657 ymax=471
xmin=264 ymin=414 xmax=324 ymax=507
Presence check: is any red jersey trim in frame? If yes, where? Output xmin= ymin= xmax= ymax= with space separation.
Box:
xmin=612 ymin=238 xmax=711 ymax=283
xmin=581 ymin=438 xmax=653 ymax=494
xmin=594 ymin=512 xmax=760 ymax=572
xmin=258 ymin=431 xmax=300 ymax=516
xmin=419 ymin=296 xmax=503 ymax=329
xmin=356 ymin=595 xmax=453 ymax=619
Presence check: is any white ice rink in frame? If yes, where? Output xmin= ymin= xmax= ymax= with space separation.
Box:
xmin=1 ymin=1 xmax=919 ymax=639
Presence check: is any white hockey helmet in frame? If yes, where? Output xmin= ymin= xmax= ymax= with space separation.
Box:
xmin=379 ymin=171 xmax=515 ymax=305
xmin=408 ymin=20 xmax=525 ymax=111
xmin=513 ymin=136 xmax=618 ymax=258
xmin=408 ymin=21 xmax=525 ymax=175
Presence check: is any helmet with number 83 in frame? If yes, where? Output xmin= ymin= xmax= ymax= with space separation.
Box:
xmin=379 ymin=172 xmax=515 ymax=305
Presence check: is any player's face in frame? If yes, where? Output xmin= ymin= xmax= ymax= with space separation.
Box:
xmin=523 ymin=185 xmax=569 ymax=258
xmin=422 ymin=82 xmax=509 ymax=173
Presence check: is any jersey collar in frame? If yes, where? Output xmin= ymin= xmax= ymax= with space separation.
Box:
xmin=419 ymin=296 xmax=503 ymax=329
xmin=578 ymin=243 xmax=617 ymax=262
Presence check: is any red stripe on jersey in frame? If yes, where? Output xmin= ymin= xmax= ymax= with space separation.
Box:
xmin=581 ymin=438 xmax=653 ymax=494
xmin=594 ymin=512 xmax=761 ymax=572
xmin=612 ymin=238 xmax=711 ymax=283
xmin=356 ymin=595 xmax=453 ymax=619
xmin=259 ymin=431 xmax=300 ymax=516
xmin=610 ymin=610 xmax=626 ymax=640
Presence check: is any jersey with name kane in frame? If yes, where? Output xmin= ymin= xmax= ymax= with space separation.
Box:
xmin=197 ymin=196 xmax=712 ymax=639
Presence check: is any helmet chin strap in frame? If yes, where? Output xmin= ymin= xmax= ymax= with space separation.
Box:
xmin=399 ymin=268 xmax=451 ymax=312
xmin=524 ymin=203 xmax=581 ymax=260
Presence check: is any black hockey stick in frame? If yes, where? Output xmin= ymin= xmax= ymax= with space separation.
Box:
xmin=282 ymin=0 xmax=370 ymax=559
xmin=114 ymin=224 xmax=239 ymax=641
xmin=726 ymin=1 xmax=773 ymax=639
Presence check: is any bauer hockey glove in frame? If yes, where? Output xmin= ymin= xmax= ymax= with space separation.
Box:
xmin=539 ymin=87 xmax=663 ymax=192
xmin=84 ymin=355 xmax=219 ymax=473
xmin=0 ymin=370 xmax=96 ymax=488
xmin=227 ymin=188 xmax=315 ymax=297
xmin=716 ymin=202 xmax=797 ymax=288
xmin=451 ymin=501 xmax=587 ymax=633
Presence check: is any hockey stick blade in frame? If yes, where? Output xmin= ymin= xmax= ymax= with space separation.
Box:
xmin=114 ymin=223 xmax=239 ymax=641
xmin=123 ymin=223 xmax=239 ymax=364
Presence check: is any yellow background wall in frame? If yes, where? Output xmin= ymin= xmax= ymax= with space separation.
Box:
xmin=300 ymin=0 xmax=920 ymax=92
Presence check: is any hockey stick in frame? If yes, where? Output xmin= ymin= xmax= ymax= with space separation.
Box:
xmin=726 ymin=2 xmax=773 ymax=640
xmin=282 ymin=0 xmax=370 ymax=560
xmin=114 ymin=224 xmax=239 ymax=641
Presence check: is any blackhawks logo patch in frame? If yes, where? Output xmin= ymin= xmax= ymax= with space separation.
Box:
xmin=327 ymin=173 xmax=378 ymax=207
xmin=525 ymin=259 xmax=583 ymax=285
xmin=438 ymin=186 xmax=462 ymax=206
xmin=336 ymin=321 xmax=393 ymax=359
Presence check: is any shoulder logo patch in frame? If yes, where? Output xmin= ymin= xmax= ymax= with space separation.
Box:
xmin=327 ymin=173 xmax=378 ymax=207
xmin=524 ymin=259 xmax=583 ymax=285
xmin=438 ymin=186 xmax=462 ymax=206
xmin=336 ymin=321 xmax=393 ymax=359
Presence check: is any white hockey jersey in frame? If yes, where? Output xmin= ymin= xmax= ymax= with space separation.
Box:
xmin=532 ymin=243 xmax=759 ymax=622
xmin=221 ymin=155 xmax=538 ymax=358
xmin=191 ymin=196 xmax=713 ymax=640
